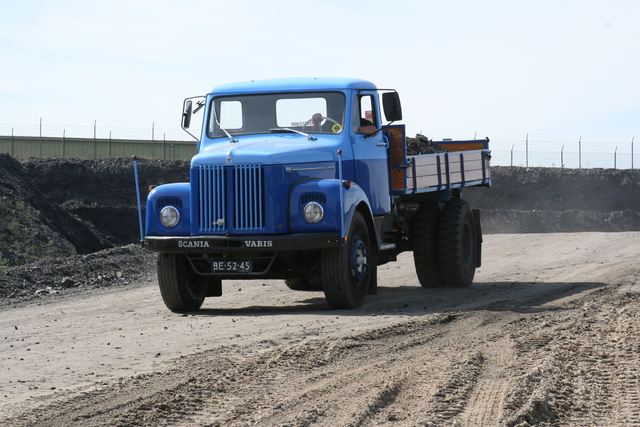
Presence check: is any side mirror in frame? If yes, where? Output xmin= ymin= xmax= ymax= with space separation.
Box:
xmin=182 ymin=100 xmax=193 ymax=129
xmin=382 ymin=92 xmax=402 ymax=122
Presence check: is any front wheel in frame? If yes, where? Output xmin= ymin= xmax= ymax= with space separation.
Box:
xmin=321 ymin=211 xmax=375 ymax=309
xmin=157 ymin=253 xmax=208 ymax=311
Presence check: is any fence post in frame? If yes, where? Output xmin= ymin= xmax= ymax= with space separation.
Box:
xmin=511 ymin=144 xmax=514 ymax=166
xmin=152 ymin=122 xmax=155 ymax=159
xmin=93 ymin=120 xmax=97 ymax=159
xmin=561 ymin=145 xmax=564 ymax=168
xmin=526 ymin=134 xmax=529 ymax=167
xmin=11 ymin=127 xmax=14 ymax=157
xmin=39 ymin=117 xmax=42 ymax=158
xmin=579 ymin=135 xmax=582 ymax=169
xmin=632 ymin=137 xmax=635 ymax=170
xmin=614 ymin=146 xmax=618 ymax=170
xmin=63 ymin=129 xmax=66 ymax=158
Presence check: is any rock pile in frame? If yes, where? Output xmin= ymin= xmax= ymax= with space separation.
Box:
xmin=406 ymin=134 xmax=448 ymax=155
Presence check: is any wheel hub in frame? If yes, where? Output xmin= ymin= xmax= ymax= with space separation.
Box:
xmin=350 ymin=237 xmax=369 ymax=286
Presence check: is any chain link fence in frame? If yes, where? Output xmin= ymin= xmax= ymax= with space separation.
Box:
xmin=0 ymin=117 xmax=190 ymax=142
xmin=420 ymin=131 xmax=638 ymax=170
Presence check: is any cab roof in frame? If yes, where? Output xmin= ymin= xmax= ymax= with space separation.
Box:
xmin=209 ymin=77 xmax=378 ymax=95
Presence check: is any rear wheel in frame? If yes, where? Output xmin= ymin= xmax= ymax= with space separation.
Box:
xmin=157 ymin=253 xmax=208 ymax=311
xmin=321 ymin=211 xmax=374 ymax=309
xmin=412 ymin=202 xmax=444 ymax=288
xmin=439 ymin=199 xmax=478 ymax=287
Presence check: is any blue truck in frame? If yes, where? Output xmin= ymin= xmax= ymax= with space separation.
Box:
xmin=140 ymin=77 xmax=491 ymax=311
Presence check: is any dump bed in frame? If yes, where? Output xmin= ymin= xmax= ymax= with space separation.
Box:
xmin=385 ymin=125 xmax=492 ymax=195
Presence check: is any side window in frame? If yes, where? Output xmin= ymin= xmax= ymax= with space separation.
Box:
xmin=352 ymin=94 xmax=376 ymax=133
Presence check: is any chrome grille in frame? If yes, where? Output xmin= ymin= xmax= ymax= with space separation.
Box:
xmin=197 ymin=164 xmax=264 ymax=233
xmin=234 ymin=164 xmax=264 ymax=231
xmin=198 ymin=165 xmax=226 ymax=233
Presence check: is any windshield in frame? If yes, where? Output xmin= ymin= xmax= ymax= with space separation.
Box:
xmin=207 ymin=92 xmax=346 ymax=138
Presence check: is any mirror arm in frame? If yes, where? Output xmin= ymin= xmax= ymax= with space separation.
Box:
xmin=181 ymin=96 xmax=205 ymax=142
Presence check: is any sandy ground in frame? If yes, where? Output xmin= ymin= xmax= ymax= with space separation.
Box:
xmin=2 ymin=232 xmax=640 ymax=426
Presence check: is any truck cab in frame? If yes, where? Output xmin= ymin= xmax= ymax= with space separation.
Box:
xmin=141 ymin=78 xmax=491 ymax=312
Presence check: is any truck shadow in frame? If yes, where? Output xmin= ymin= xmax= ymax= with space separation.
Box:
xmin=369 ymin=280 xmax=609 ymax=315
xmin=192 ymin=280 xmax=609 ymax=317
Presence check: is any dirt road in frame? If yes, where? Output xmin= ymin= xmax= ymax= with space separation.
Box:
xmin=3 ymin=232 xmax=640 ymax=426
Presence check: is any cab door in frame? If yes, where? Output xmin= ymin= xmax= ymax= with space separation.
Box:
xmin=350 ymin=91 xmax=391 ymax=214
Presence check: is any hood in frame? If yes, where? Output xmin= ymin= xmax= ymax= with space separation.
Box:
xmin=191 ymin=133 xmax=339 ymax=167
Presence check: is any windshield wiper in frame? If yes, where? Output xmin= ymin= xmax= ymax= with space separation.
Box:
xmin=213 ymin=106 xmax=238 ymax=142
xmin=269 ymin=128 xmax=317 ymax=140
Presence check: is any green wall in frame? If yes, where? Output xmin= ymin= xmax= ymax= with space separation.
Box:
xmin=0 ymin=135 xmax=197 ymax=160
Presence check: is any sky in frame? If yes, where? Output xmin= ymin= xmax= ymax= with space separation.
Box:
xmin=1 ymin=0 xmax=640 ymax=166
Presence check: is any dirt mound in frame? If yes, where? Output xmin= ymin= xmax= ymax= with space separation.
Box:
xmin=0 ymin=156 xmax=189 ymax=305
xmin=0 ymin=154 xmax=112 ymax=267
xmin=21 ymin=157 xmax=190 ymax=246
xmin=0 ymin=244 xmax=155 ymax=305
xmin=464 ymin=166 xmax=640 ymax=233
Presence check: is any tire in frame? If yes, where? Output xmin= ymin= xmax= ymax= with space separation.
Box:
xmin=439 ymin=199 xmax=478 ymax=287
xmin=284 ymin=277 xmax=323 ymax=291
xmin=157 ymin=253 xmax=208 ymax=311
xmin=321 ymin=211 xmax=374 ymax=309
xmin=412 ymin=202 xmax=445 ymax=288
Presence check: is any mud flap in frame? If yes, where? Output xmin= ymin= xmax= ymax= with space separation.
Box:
xmin=206 ymin=278 xmax=223 ymax=297
xmin=367 ymin=256 xmax=378 ymax=295
xmin=473 ymin=209 xmax=482 ymax=268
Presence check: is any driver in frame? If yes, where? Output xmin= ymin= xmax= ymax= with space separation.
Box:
xmin=311 ymin=113 xmax=327 ymax=132
xmin=311 ymin=113 xmax=342 ymax=133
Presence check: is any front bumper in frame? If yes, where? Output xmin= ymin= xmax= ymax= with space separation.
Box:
xmin=143 ymin=233 xmax=344 ymax=253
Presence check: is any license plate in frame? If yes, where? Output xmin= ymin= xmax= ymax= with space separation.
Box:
xmin=211 ymin=260 xmax=253 ymax=273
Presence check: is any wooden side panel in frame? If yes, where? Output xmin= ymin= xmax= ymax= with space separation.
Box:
xmin=384 ymin=126 xmax=407 ymax=191
xmin=438 ymin=141 xmax=487 ymax=152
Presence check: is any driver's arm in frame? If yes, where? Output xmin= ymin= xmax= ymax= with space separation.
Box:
xmin=357 ymin=118 xmax=378 ymax=137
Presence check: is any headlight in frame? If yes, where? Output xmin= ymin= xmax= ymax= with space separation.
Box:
xmin=160 ymin=206 xmax=180 ymax=228
xmin=303 ymin=202 xmax=324 ymax=224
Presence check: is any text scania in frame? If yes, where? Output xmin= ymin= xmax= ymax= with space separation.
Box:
xmin=178 ymin=241 xmax=211 ymax=248
xmin=244 ymin=241 xmax=273 ymax=248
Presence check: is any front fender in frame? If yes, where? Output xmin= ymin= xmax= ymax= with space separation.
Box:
xmin=145 ymin=183 xmax=191 ymax=236
xmin=289 ymin=179 xmax=373 ymax=235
